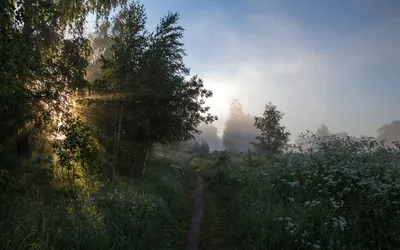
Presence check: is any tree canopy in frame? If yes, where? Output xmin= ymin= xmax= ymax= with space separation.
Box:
xmin=252 ymin=102 xmax=291 ymax=156
xmin=0 ymin=0 xmax=128 ymax=148
xmin=82 ymin=2 xmax=216 ymax=176
xmin=1 ymin=1 xmax=216 ymax=178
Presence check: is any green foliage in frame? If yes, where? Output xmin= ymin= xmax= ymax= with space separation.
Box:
xmin=1 ymin=0 xmax=215 ymax=249
xmin=213 ymin=150 xmax=231 ymax=168
xmin=252 ymin=102 xmax=291 ymax=156
xmin=0 ymin=168 xmax=18 ymax=198
xmin=86 ymin=21 xmax=113 ymax=85
xmin=0 ymin=157 xmax=191 ymax=249
xmin=87 ymin=2 xmax=216 ymax=175
xmin=100 ymin=3 xmax=216 ymax=140
xmin=53 ymin=116 xmax=104 ymax=186
xmin=202 ymin=150 xmax=231 ymax=169
xmin=0 ymin=0 xmax=122 ymax=144
xmin=180 ymin=139 xmax=210 ymax=155
xmin=201 ymin=136 xmax=400 ymax=249
xmin=242 ymin=150 xmax=261 ymax=167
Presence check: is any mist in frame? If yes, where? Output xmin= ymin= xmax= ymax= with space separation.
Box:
xmin=177 ymin=0 xmax=400 ymax=146
xmin=85 ymin=0 xmax=400 ymax=150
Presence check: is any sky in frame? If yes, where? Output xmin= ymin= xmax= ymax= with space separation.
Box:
xmin=87 ymin=0 xmax=400 ymax=140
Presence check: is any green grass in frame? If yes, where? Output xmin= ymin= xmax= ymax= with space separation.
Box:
xmin=0 ymin=156 xmax=193 ymax=250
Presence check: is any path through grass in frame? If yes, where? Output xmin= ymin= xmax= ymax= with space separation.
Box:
xmin=186 ymin=166 xmax=236 ymax=250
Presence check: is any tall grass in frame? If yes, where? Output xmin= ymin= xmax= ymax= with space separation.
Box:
xmin=201 ymin=138 xmax=400 ymax=249
xmin=0 ymin=157 xmax=191 ymax=250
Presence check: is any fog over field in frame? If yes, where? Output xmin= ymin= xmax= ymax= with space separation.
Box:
xmin=86 ymin=0 xmax=400 ymax=144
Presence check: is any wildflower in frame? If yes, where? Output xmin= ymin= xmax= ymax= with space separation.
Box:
xmin=286 ymin=221 xmax=297 ymax=233
xmin=333 ymin=216 xmax=347 ymax=232
xmin=343 ymin=187 xmax=351 ymax=192
xmin=301 ymin=231 xmax=309 ymax=237
xmin=313 ymin=243 xmax=322 ymax=249
xmin=310 ymin=200 xmax=321 ymax=207
xmin=287 ymin=180 xmax=300 ymax=187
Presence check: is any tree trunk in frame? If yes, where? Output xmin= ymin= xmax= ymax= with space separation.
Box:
xmin=132 ymin=162 xmax=135 ymax=178
xmin=111 ymin=104 xmax=124 ymax=178
xmin=111 ymin=113 xmax=118 ymax=178
xmin=141 ymin=146 xmax=150 ymax=177
xmin=117 ymin=105 xmax=124 ymax=140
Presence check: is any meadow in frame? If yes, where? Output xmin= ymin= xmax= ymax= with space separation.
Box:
xmin=200 ymin=136 xmax=400 ymax=249
xmin=2 ymin=135 xmax=400 ymax=249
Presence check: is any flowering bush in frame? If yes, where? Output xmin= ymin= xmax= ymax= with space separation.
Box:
xmin=202 ymin=136 xmax=400 ymax=249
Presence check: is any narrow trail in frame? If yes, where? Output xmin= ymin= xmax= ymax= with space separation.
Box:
xmin=186 ymin=173 xmax=205 ymax=250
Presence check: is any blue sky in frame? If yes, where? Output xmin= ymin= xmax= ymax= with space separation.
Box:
xmin=87 ymin=0 xmax=400 ymax=139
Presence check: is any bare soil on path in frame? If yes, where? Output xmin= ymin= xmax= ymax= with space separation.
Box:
xmin=186 ymin=173 xmax=205 ymax=250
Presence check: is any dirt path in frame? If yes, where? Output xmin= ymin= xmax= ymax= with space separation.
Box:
xmin=186 ymin=173 xmax=205 ymax=250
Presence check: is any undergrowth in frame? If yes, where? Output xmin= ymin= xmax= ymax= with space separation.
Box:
xmin=0 ymin=156 xmax=191 ymax=250
xmin=200 ymin=138 xmax=400 ymax=250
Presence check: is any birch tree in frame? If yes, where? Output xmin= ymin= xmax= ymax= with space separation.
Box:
xmin=97 ymin=2 xmax=216 ymax=177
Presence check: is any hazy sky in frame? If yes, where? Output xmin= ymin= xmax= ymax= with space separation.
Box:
xmin=88 ymin=0 xmax=400 ymax=139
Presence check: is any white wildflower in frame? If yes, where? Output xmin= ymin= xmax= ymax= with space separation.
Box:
xmin=338 ymin=216 xmax=347 ymax=231
xmin=313 ymin=243 xmax=322 ymax=249
xmin=287 ymin=180 xmax=300 ymax=187
xmin=286 ymin=221 xmax=297 ymax=233
xmin=310 ymin=200 xmax=321 ymax=207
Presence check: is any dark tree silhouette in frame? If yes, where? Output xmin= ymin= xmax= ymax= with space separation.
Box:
xmin=252 ymin=102 xmax=290 ymax=156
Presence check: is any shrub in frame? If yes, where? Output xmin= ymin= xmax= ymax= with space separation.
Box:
xmin=201 ymin=136 xmax=400 ymax=249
